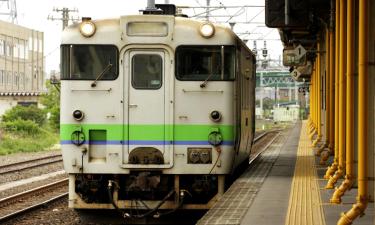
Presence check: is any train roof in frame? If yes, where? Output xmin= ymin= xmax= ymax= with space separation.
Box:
xmin=61 ymin=15 xmax=242 ymax=48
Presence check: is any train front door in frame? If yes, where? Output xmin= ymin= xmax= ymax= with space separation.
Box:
xmin=123 ymin=49 xmax=171 ymax=167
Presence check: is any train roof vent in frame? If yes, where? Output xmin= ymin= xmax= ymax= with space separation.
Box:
xmin=155 ymin=4 xmax=176 ymax=15
xmin=141 ymin=4 xmax=176 ymax=15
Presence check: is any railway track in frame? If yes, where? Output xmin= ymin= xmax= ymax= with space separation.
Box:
xmin=251 ymin=130 xmax=280 ymax=164
xmin=0 ymin=154 xmax=63 ymax=175
xmin=0 ymin=178 xmax=68 ymax=223
xmin=0 ymin=130 xmax=281 ymax=225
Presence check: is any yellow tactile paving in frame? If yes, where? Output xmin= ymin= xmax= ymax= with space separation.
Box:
xmin=285 ymin=121 xmax=326 ymax=225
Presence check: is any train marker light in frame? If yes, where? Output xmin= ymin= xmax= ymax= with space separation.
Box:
xmin=73 ymin=110 xmax=84 ymax=121
xmin=80 ymin=18 xmax=96 ymax=37
xmin=210 ymin=110 xmax=222 ymax=122
xmin=199 ymin=22 xmax=215 ymax=38
xmin=71 ymin=130 xmax=85 ymax=146
xmin=208 ymin=131 xmax=223 ymax=146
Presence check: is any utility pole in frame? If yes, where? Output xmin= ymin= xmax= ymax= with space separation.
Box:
xmin=260 ymin=72 xmax=263 ymax=118
xmin=48 ymin=7 xmax=79 ymax=30
xmin=205 ymin=0 xmax=210 ymax=21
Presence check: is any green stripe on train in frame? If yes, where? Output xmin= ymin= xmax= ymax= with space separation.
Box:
xmin=60 ymin=124 xmax=235 ymax=141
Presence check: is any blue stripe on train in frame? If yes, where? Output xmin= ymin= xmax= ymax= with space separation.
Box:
xmin=60 ymin=140 xmax=234 ymax=146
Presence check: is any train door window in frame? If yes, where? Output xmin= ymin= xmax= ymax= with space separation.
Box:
xmin=60 ymin=45 xmax=118 ymax=80
xmin=176 ymin=45 xmax=235 ymax=81
xmin=131 ymin=54 xmax=162 ymax=89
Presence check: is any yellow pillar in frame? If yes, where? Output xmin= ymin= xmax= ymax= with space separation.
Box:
xmin=324 ymin=0 xmax=340 ymax=179
xmin=329 ymin=30 xmax=335 ymax=154
xmin=313 ymin=43 xmax=322 ymax=147
xmin=325 ymin=31 xmax=330 ymax=147
xmin=316 ymin=58 xmax=319 ymax=133
xmin=326 ymin=0 xmax=346 ymax=188
xmin=318 ymin=30 xmax=332 ymax=163
xmin=309 ymin=70 xmax=316 ymax=139
xmin=338 ymin=0 xmax=368 ymax=223
xmin=308 ymin=75 xmax=313 ymax=127
xmin=330 ymin=0 xmax=354 ymax=203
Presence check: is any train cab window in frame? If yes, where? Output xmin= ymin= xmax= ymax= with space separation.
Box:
xmin=176 ymin=46 xmax=235 ymax=81
xmin=60 ymin=45 xmax=118 ymax=80
xmin=131 ymin=54 xmax=162 ymax=89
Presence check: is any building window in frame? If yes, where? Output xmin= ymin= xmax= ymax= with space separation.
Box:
xmin=0 ymin=40 xmax=4 ymax=55
xmin=19 ymin=72 xmax=24 ymax=87
xmin=26 ymin=76 xmax=30 ymax=89
xmin=13 ymin=43 xmax=19 ymax=58
xmin=7 ymin=71 xmax=11 ymax=85
xmin=19 ymin=42 xmax=25 ymax=59
xmin=6 ymin=43 xmax=11 ymax=57
xmin=33 ymin=38 xmax=37 ymax=51
xmin=25 ymin=42 xmax=29 ymax=59
xmin=39 ymin=39 xmax=43 ymax=53
xmin=14 ymin=72 xmax=18 ymax=86
xmin=28 ymin=37 xmax=32 ymax=50
xmin=18 ymin=101 xmax=37 ymax=107
xmin=0 ymin=70 xmax=3 ymax=85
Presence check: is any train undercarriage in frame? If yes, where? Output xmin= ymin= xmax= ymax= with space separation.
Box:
xmin=69 ymin=173 xmax=226 ymax=215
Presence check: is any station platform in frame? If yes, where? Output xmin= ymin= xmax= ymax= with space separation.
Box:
xmin=197 ymin=121 xmax=374 ymax=225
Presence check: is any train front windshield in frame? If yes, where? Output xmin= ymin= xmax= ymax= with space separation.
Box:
xmin=60 ymin=45 xmax=118 ymax=80
xmin=176 ymin=45 xmax=235 ymax=81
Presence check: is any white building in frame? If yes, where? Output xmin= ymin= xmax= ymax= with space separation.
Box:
xmin=0 ymin=20 xmax=45 ymax=115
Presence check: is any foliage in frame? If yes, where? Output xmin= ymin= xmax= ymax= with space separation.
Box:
xmin=1 ymin=119 xmax=40 ymax=135
xmin=40 ymin=81 xmax=60 ymax=130
xmin=0 ymin=130 xmax=59 ymax=155
xmin=2 ymin=105 xmax=46 ymax=126
xmin=256 ymin=98 xmax=275 ymax=110
xmin=0 ymin=83 xmax=61 ymax=155
xmin=262 ymin=97 xmax=275 ymax=110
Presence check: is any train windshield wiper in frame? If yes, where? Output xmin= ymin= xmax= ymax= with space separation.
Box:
xmin=200 ymin=46 xmax=225 ymax=88
xmin=91 ymin=63 xmax=113 ymax=87
xmin=200 ymin=73 xmax=215 ymax=88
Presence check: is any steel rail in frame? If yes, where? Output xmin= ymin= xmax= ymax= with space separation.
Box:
xmin=0 ymin=178 xmax=68 ymax=207
xmin=250 ymin=130 xmax=281 ymax=164
xmin=253 ymin=131 xmax=267 ymax=143
xmin=0 ymin=192 xmax=68 ymax=223
xmin=253 ymin=129 xmax=281 ymax=143
xmin=0 ymin=155 xmax=63 ymax=175
xmin=0 ymin=178 xmax=69 ymax=223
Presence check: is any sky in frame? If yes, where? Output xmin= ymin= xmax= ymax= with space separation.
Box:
xmin=4 ymin=0 xmax=283 ymax=74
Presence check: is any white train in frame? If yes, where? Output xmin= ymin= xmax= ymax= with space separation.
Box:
xmin=60 ymin=4 xmax=255 ymax=219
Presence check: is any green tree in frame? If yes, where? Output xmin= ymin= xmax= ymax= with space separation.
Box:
xmin=2 ymin=118 xmax=41 ymax=135
xmin=255 ymin=99 xmax=260 ymax=107
xmin=40 ymin=81 xmax=60 ymax=130
xmin=262 ymin=97 xmax=275 ymax=110
xmin=2 ymin=105 xmax=46 ymax=126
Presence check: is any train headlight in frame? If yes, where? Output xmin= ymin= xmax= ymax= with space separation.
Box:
xmin=210 ymin=110 xmax=222 ymax=122
xmin=79 ymin=18 xmax=96 ymax=37
xmin=208 ymin=131 xmax=223 ymax=146
xmin=73 ymin=110 xmax=84 ymax=121
xmin=199 ymin=22 xmax=215 ymax=38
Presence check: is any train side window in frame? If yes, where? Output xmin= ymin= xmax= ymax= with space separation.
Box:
xmin=60 ymin=45 xmax=118 ymax=80
xmin=131 ymin=54 xmax=162 ymax=89
xmin=175 ymin=45 xmax=235 ymax=81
